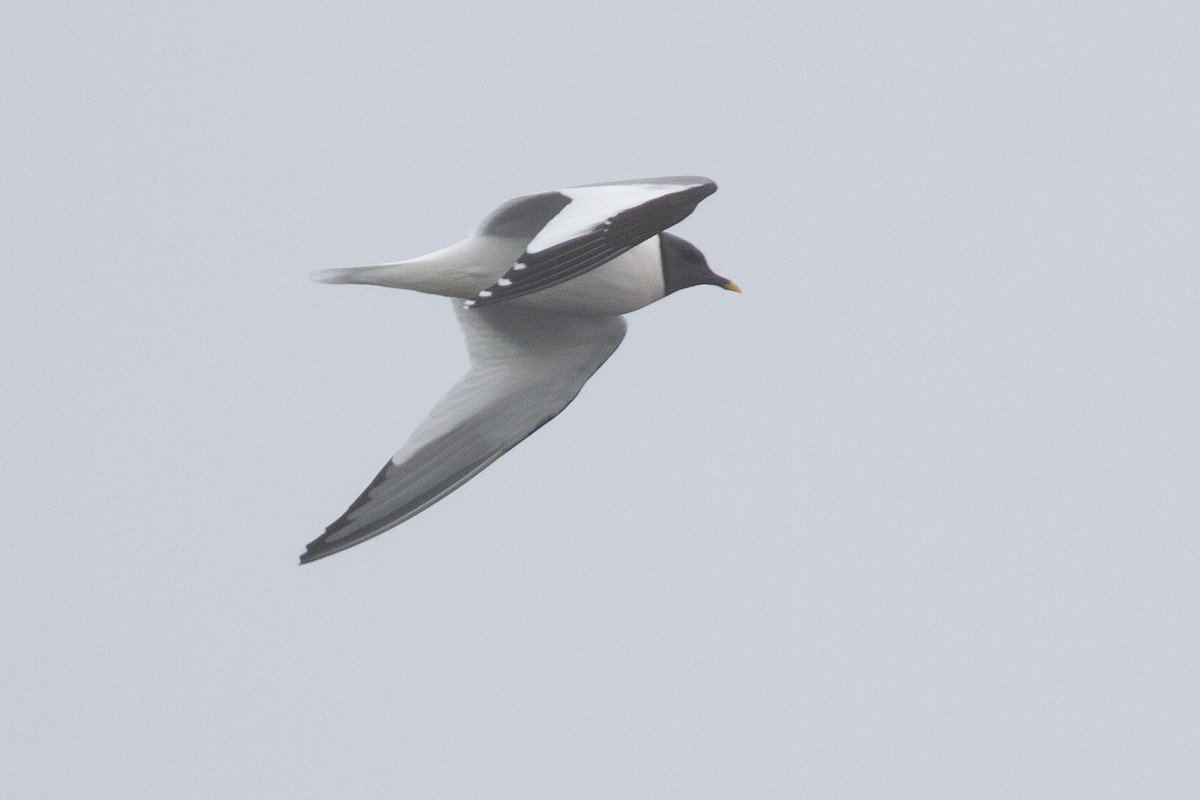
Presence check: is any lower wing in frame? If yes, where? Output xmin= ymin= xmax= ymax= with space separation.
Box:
xmin=301 ymin=303 xmax=627 ymax=563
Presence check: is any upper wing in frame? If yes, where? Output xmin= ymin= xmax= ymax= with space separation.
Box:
xmin=464 ymin=176 xmax=717 ymax=308
xmin=475 ymin=190 xmax=572 ymax=240
xmin=300 ymin=301 xmax=627 ymax=564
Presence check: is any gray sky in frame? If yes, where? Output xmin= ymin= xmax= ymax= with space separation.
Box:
xmin=4 ymin=1 xmax=1198 ymax=797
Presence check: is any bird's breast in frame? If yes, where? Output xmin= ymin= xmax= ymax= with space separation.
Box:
xmin=513 ymin=236 xmax=666 ymax=317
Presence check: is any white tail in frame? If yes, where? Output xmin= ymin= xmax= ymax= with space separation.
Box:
xmin=309 ymin=236 xmax=519 ymax=298
xmin=310 ymin=267 xmax=365 ymax=284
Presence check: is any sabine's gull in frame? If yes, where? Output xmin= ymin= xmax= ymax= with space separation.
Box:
xmin=302 ymin=176 xmax=737 ymax=563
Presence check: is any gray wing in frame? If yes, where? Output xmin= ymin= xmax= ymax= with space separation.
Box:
xmin=475 ymin=191 xmax=572 ymax=240
xmin=300 ymin=302 xmax=627 ymax=564
xmin=464 ymin=176 xmax=717 ymax=308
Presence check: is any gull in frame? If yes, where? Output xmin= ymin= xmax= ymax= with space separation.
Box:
xmin=302 ymin=176 xmax=737 ymax=563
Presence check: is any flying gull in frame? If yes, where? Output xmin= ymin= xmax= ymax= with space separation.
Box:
xmin=302 ymin=176 xmax=738 ymax=563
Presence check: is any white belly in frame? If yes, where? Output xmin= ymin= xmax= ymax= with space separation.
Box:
xmin=514 ymin=236 xmax=666 ymax=317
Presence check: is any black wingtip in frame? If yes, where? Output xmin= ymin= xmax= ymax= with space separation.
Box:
xmin=298 ymin=533 xmax=342 ymax=565
xmin=299 ymin=533 xmax=350 ymax=565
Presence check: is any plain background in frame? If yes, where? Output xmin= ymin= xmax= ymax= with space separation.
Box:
xmin=3 ymin=2 xmax=1198 ymax=797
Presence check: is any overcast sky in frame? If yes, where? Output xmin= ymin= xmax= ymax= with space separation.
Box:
xmin=3 ymin=2 xmax=1198 ymax=797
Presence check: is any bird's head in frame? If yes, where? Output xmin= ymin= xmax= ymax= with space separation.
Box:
xmin=659 ymin=232 xmax=740 ymax=296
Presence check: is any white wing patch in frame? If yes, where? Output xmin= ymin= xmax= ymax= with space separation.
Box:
xmin=526 ymin=182 xmax=688 ymax=254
